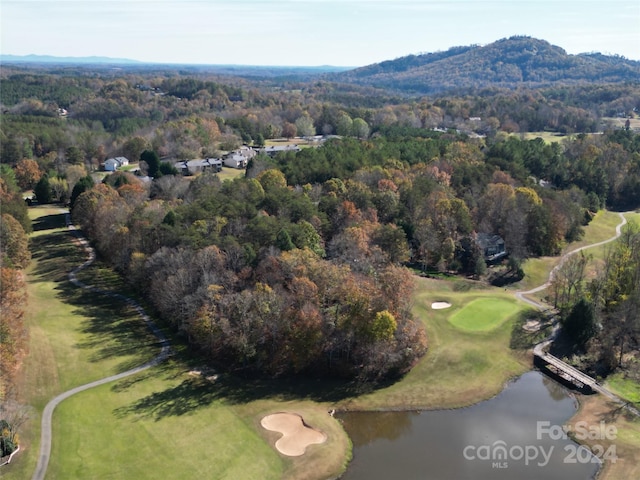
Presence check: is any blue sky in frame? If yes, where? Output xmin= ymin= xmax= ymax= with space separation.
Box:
xmin=2 ymin=0 xmax=639 ymax=66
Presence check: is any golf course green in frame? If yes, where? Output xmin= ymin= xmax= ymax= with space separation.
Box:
xmin=448 ymin=297 xmax=521 ymax=332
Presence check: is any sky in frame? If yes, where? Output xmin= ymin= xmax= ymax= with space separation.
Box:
xmin=2 ymin=0 xmax=639 ymax=66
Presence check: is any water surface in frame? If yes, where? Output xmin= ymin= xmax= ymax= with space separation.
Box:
xmin=339 ymin=371 xmax=599 ymax=480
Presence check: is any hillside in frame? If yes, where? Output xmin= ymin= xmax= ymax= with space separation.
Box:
xmin=333 ymin=36 xmax=640 ymax=94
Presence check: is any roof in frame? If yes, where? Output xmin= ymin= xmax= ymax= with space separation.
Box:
xmin=475 ymin=233 xmax=504 ymax=249
xmin=105 ymin=156 xmax=129 ymax=165
xmin=175 ymin=158 xmax=222 ymax=168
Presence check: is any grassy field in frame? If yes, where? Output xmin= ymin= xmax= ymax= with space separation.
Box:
xmin=605 ymin=373 xmax=640 ymax=404
xmin=601 ymin=116 xmax=640 ymax=131
xmin=217 ymin=167 xmax=247 ymax=182
xmin=448 ymin=297 xmax=521 ymax=332
xmin=566 ymin=394 xmax=640 ymax=480
xmin=517 ymin=131 xmax=573 ymax=143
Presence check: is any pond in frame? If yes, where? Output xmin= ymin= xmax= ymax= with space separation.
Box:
xmin=338 ymin=371 xmax=600 ymax=480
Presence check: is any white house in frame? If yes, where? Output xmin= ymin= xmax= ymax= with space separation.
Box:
xmin=223 ymin=154 xmax=248 ymax=169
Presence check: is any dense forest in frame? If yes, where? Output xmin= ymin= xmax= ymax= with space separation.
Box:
xmin=1 ymin=53 xmax=640 ymax=385
xmin=335 ymin=36 xmax=640 ymax=94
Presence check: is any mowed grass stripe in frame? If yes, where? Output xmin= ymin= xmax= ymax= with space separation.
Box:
xmin=47 ymin=369 xmax=282 ymax=480
xmin=448 ymin=297 xmax=521 ymax=332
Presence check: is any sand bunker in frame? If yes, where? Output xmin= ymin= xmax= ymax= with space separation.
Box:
xmin=522 ymin=320 xmax=542 ymax=332
xmin=431 ymin=301 xmax=452 ymax=310
xmin=261 ymin=413 xmax=326 ymax=456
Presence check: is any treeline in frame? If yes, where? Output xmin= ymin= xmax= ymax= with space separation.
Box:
xmin=67 ymin=130 xmax=640 ymax=380
xmin=0 ymin=169 xmax=31 ymax=401
xmin=71 ymin=170 xmax=427 ymax=380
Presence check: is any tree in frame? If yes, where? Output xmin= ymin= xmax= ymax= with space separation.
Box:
xmin=336 ymin=112 xmax=353 ymax=136
xmin=281 ymin=122 xmax=297 ymax=140
xmin=140 ymin=150 xmax=160 ymax=178
xmin=70 ymin=175 xmax=95 ymax=208
xmin=562 ymin=298 xmax=598 ymax=349
xmin=0 ymin=267 xmax=27 ymax=402
xmin=34 ymin=175 xmax=52 ymax=204
xmin=158 ymin=161 xmax=178 ymax=176
xmin=121 ymin=136 xmax=149 ymax=163
xmin=276 ymin=229 xmax=295 ymax=251
xmin=295 ymin=115 xmax=315 ymax=139
xmin=352 ymin=118 xmax=370 ymax=139
xmin=368 ymin=310 xmax=397 ymax=342
xmin=254 ymin=133 xmax=265 ymax=148
xmin=0 ymin=215 xmax=30 ymax=269
xmin=14 ymin=159 xmax=41 ymax=190
xmin=65 ymin=146 xmax=84 ymax=165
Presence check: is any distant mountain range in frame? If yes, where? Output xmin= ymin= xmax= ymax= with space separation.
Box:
xmin=333 ymin=36 xmax=640 ymax=94
xmin=0 ymin=54 xmax=143 ymax=65
xmin=3 ymin=37 xmax=639 ymax=92
xmin=0 ymin=54 xmax=352 ymax=76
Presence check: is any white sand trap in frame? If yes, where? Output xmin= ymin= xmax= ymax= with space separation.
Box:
xmin=523 ymin=320 xmax=542 ymax=332
xmin=261 ymin=413 xmax=327 ymax=456
xmin=431 ymin=301 xmax=452 ymax=310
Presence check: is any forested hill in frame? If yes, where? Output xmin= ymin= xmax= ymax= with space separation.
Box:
xmin=333 ymin=36 xmax=640 ymax=94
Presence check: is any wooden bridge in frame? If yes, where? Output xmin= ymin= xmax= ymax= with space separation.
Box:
xmin=533 ymin=345 xmax=597 ymax=393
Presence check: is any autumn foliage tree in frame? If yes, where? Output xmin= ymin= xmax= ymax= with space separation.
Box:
xmin=0 ymin=214 xmax=30 ymax=401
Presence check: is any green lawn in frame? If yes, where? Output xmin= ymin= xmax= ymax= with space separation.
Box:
xmin=605 ymin=373 xmax=640 ymax=404
xmin=217 ymin=167 xmax=247 ymax=182
xmin=47 ymin=363 xmax=282 ymax=480
xmin=449 ymin=297 xmax=521 ymax=332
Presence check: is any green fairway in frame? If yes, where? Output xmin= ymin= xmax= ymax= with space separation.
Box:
xmin=47 ymin=364 xmax=283 ymax=480
xmin=449 ymin=297 xmax=521 ymax=332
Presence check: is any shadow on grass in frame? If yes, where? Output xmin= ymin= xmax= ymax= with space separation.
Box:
xmin=73 ymin=298 xmax=162 ymax=372
xmin=32 ymin=212 xmax=67 ymax=232
xmin=29 ymin=214 xmax=162 ymax=373
xmin=509 ymin=310 xmax=554 ymax=350
xmin=112 ymin=367 xmax=362 ymax=422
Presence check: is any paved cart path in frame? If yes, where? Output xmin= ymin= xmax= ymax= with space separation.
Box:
xmin=32 ymin=214 xmax=170 ymax=480
xmin=516 ymin=211 xmax=639 ymax=416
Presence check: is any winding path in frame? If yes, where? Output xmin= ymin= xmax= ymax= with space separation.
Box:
xmin=516 ymin=211 xmax=628 ymax=308
xmin=516 ymin=211 xmax=639 ymax=416
xmin=31 ymin=214 xmax=171 ymax=480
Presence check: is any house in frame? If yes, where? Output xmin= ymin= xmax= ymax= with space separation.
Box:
xmin=223 ymin=154 xmax=248 ymax=169
xmin=257 ymin=145 xmax=301 ymax=157
xmin=475 ymin=233 xmax=507 ymax=262
xmin=103 ymin=156 xmax=130 ymax=172
xmin=238 ymin=145 xmax=258 ymax=159
xmin=174 ymin=158 xmax=222 ymax=176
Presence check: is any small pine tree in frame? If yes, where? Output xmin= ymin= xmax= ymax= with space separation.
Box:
xmin=34 ymin=175 xmax=52 ymax=204
xmin=562 ymin=298 xmax=598 ymax=348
